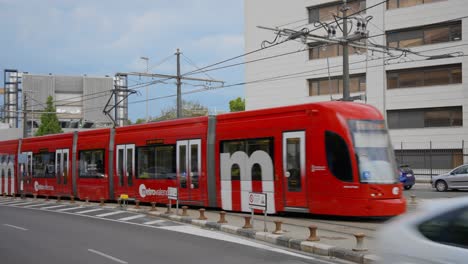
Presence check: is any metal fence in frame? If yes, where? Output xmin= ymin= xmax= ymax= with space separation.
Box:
xmin=394 ymin=140 xmax=467 ymax=182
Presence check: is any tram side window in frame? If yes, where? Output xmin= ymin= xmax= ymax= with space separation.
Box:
xmin=325 ymin=131 xmax=353 ymax=182
xmin=32 ymin=152 xmax=55 ymax=178
xmin=79 ymin=149 xmax=105 ymax=178
xmin=221 ymin=138 xmax=273 ymax=181
xmin=137 ymin=145 xmax=176 ymax=180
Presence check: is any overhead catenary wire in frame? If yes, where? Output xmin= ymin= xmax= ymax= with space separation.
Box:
xmin=15 ymin=50 xmax=466 ymax=117
xmin=125 ymin=53 xmax=468 ymax=107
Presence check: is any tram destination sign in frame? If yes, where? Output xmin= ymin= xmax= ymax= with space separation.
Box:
xmin=248 ymin=192 xmax=267 ymax=210
xmin=167 ymin=187 xmax=178 ymax=200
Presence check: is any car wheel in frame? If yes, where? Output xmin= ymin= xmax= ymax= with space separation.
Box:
xmin=435 ymin=180 xmax=448 ymax=192
xmin=404 ymin=185 xmax=413 ymax=190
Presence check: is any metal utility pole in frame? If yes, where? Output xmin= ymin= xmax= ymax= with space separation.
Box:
xmin=176 ymin=49 xmax=182 ymax=118
xmin=113 ymin=48 xmax=224 ymax=124
xmin=140 ymin=56 xmax=149 ymax=122
xmin=341 ymin=0 xmax=350 ymax=101
xmin=22 ymin=95 xmax=27 ymax=138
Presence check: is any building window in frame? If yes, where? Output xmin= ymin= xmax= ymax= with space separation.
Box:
xmin=308 ymin=0 xmax=366 ymax=23
xmin=387 ymin=22 xmax=461 ymax=48
xmin=387 ymin=0 xmax=446 ymax=10
xmin=309 ymin=44 xmax=366 ymax=60
xmin=309 ymin=74 xmax=366 ymax=96
xmin=387 ymin=64 xmax=461 ymax=89
xmin=387 ymin=106 xmax=463 ymax=129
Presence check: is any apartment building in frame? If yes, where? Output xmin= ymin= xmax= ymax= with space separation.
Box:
xmin=245 ymin=0 xmax=468 ymax=172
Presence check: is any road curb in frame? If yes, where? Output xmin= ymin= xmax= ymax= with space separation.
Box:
xmin=150 ymin=210 xmax=379 ymax=264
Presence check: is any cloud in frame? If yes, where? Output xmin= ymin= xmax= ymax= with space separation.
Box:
xmin=193 ymin=34 xmax=244 ymax=56
xmin=0 ymin=0 xmax=244 ymax=120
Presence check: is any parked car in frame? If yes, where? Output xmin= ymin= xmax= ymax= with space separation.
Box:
xmin=376 ymin=197 xmax=468 ymax=264
xmin=432 ymin=164 xmax=468 ymax=192
xmin=399 ymin=164 xmax=415 ymax=190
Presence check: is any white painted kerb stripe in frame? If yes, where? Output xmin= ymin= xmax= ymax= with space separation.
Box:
xmin=96 ymin=211 xmax=127 ymax=217
xmin=10 ymin=202 xmax=35 ymax=206
xmin=23 ymin=203 xmax=49 ymax=208
xmin=41 ymin=205 xmax=69 ymax=210
xmin=143 ymin=219 xmax=166 ymax=225
xmin=88 ymin=249 xmax=128 ymax=264
xmin=75 ymin=208 xmax=103 ymax=214
xmin=56 ymin=207 xmax=83 ymax=212
xmin=118 ymin=214 xmax=145 ymax=221
xmin=3 ymin=224 xmax=28 ymax=231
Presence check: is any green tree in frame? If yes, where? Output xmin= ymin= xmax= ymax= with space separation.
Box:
xmin=135 ymin=118 xmax=146 ymax=124
xmin=35 ymin=96 xmax=63 ymax=136
xmin=153 ymin=100 xmax=208 ymax=121
xmin=229 ymin=97 xmax=245 ymax=112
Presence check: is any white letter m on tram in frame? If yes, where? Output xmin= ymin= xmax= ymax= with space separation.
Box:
xmin=220 ymin=150 xmax=275 ymax=213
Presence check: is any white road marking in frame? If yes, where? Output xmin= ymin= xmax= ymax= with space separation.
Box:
xmin=96 ymin=211 xmax=127 ymax=217
xmin=3 ymin=224 xmax=28 ymax=231
xmin=10 ymin=202 xmax=36 ymax=206
xmin=4 ymin=202 xmax=328 ymax=261
xmin=41 ymin=205 xmax=69 ymax=210
xmin=75 ymin=208 xmax=103 ymax=214
xmin=117 ymin=214 xmax=146 ymax=221
xmin=23 ymin=203 xmax=49 ymax=208
xmin=0 ymin=201 xmax=28 ymax=205
xmin=56 ymin=206 xmax=83 ymax=212
xmin=87 ymin=249 xmax=128 ymax=264
xmin=143 ymin=220 xmax=166 ymax=225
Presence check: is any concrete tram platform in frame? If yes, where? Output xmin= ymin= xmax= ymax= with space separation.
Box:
xmin=119 ymin=201 xmax=412 ymax=264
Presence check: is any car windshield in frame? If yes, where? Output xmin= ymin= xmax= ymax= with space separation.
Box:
xmin=348 ymin=120 xmax=398 ymax=184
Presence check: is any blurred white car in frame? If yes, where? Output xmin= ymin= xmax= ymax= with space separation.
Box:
xmin=376 ymin=197 xmax=468 ymax=264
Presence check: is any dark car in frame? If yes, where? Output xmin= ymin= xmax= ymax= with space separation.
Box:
xmin=399 ymin=164 xmax=415 ymax=190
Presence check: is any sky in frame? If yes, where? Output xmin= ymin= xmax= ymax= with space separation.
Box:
xmin=0 ymin=0 xmax=244 ymax=122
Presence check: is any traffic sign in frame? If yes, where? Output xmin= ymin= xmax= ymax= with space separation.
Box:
xmin=168 ymin=187 xmax=178 ymax=200
xmin=248 ymin=192 xmax=267 ymax=210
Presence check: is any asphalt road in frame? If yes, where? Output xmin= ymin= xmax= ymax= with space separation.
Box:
xmin=403 ymin=183 xmax=468 ymax=200
xmin=0 ymin=204 xmax=346 ymax=264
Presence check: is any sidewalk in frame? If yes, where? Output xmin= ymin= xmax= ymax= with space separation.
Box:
xmin=120 ymin=202 xmax=382 ymax=264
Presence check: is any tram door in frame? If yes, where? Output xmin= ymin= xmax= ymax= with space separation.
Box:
xmin=176 ymin=139 xmax=201 ymax=202
xmin=55 ymin=149 xmax=70 ymax=194
xmin=20 ymin=152 xmax=33 ymax=193
xmin=116 ymin=144 xmax=135 ymax=197
xmin=282 ymin=131 xmax=307 ymax=208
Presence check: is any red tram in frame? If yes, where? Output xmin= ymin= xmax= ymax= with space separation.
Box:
xmin=0 ymin=102 xmax=406 ymax=216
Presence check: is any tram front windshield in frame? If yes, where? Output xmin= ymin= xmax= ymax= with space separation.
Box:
xmin=348 ymin=120 xmax=398 ymax=184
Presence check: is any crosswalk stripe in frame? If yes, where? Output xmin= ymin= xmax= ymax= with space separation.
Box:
xmin=56 ymin=207 xmax=83 ymax=212
xmin=10 ymin=202 xmax=36 ymax=206
xmin=143 ymin=220 xmax=166 ymax=225
xmin=23 ymin=203 xmax=49 ymax=208
xmin=118 ymin=214 xmax=146 ymax=221
xmin=96 ymin=211 xmax=127 ymax=217
xmin=0 ymin=201 xmax=30 ymax=205
xmin=75 ymin=208 xmax=104 ymax=214
xmin=41 ymin=205 xmax=69 ymax=210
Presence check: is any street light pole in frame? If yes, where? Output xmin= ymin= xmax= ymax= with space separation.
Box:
xmin=341 ymin=0 xmax=350 ymax=101
xmin=140 ymin=56 xmax=149 ymax=122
